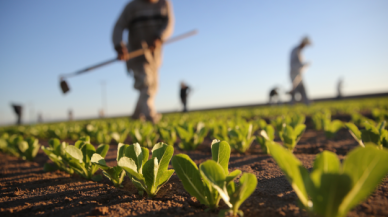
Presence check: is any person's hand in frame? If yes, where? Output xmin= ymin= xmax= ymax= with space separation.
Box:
xmin=115 ymin=42 xmax=129 ymax=61
xmin=149 ymin=38 xmax=162 ymax=52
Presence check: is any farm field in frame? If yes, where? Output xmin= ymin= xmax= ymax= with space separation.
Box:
xmin=1 ymin=97 xmax=388 ymax=217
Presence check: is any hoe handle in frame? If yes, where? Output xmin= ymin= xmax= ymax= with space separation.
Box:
xmin=60 ymin=30 xmax=198 ymax=79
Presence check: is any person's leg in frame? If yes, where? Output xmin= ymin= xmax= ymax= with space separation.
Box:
xmin=298 ymin=82 xmax=310 ymax=105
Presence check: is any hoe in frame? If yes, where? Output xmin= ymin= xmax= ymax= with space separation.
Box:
xmin=60 ymin=30 xmax=197 ymax=94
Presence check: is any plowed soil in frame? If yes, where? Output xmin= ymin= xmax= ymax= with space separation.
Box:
xmin=1 ymin=128 xmax=388 ymax=217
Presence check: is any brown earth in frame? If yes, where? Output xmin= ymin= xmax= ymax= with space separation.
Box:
xmin=1 ymin=128 xmax=388 ymax=217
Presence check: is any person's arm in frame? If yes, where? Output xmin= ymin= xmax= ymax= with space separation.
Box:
xmin=159 ymin=0 xmax=175 ymax=41
xmin=112 ymin=3 xmax=133 ymax=60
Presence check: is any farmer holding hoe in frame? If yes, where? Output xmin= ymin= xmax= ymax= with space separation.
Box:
xmin=113 ymin=0 xmax=174 ymax=123
xmin=289 ymin=37 xmax=311 ymax=105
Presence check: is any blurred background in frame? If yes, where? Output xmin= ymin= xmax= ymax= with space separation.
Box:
xmin=1 ymin=0 xmax=387 ymax=125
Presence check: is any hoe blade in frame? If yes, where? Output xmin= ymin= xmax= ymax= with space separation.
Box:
xmin=60 ymin=80 xmax=70 ymax=94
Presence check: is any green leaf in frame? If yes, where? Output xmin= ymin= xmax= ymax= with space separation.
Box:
xmin=157 ymin=169 xmax=175 ymax=187
xmin=345 ymin=123 xmax=364 ymax=147
xmin=143 ymin=157 xmax=159 ymax=196
xmin=200 ymin=160 xmax=231 ymax=207
xmin=267 ymin=142 xmax=310 ymax=207
xmin=49 ymin=138 xmax=60 ymax=149
xmin=18 ymin=141 xmax=29 ymax=153
xmin=66 ymin=145 xmax=83 ymax=163
xmin=91 ymin=153 xmax=110 ymax=170
xmin=152 ymin=143 xmax=174 ymax=186
xmin=171 ymin=154 xmax=208 ymax=205
xmin=126 ymin=143 xmax=145 ymax=172
xmin=80 ymin=143 xmax=96 ymax=164
xmin=313 ymin=151 xmax=340 ymax=174
xmin=264 ymin=125 xmax=275 ymax=141
xmin=226 ymin=170 xmax=241 ymax=184
xmin=230 ymin=173 xmax=257 ymax=215
xmin=211 ymin=140 xmax=231 ymax=175
xmin=294 ymin=124 xmax=306 ymax=142
xmin=310 ymin=173 xmax=352 ymax=217
xmin=338 ymin=146 xmax=388 ymax=217
xmin=96 ymin=144 xmax=109 ymax=158
xmin=118 ymin=156 xmax=144 ymax=181
xmin=116 ymin=143 xmax=129 ymax=161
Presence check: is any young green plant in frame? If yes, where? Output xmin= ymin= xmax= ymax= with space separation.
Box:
xmin=279 ymin=123 xmax=306 ymax=151
xmin=228 ymin=123 xmax=255 ymax=153
xmin=345 ymin=121 xmax=388 ymax=149
xmin=91 ymin=143 xmax=128 ymax=187
xmin=172 ymin=140 xmax=257 ymax=216
xmin=267 ymin=142 xmax=388 ymax=217
xmin=118 ymin=142 xmax=174 ymax=198
xmin=256 ymin=125 xmax=275 ymax=154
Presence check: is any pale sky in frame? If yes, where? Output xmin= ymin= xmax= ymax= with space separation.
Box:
xmin=1 ymin=0 xmax=387 ymax=125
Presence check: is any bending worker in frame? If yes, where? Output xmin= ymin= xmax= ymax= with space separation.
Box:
xmin=289 ymin=37 xmax=311 ymax=105
xmin=112 ymin=0 xmax=174 ymax=123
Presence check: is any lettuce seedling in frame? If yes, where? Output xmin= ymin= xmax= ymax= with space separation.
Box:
xmin=118 ymin=142 xmax=174 ymax=198
xmin=256 ymin=125 xmax=275 ymax=154
xmin=0 ymin=134 xmax=21 ymax=157
xmin=176 ymin=122 xmax=208 ymax=150
xmin=279 ymin=124 xmax=306 ymax=151
xmin=173 ymin=140 xmax=257 ymax=216
xmin=312 ymin=110 xmax=330 ymax=131
xmin=158 ymin=126 xmax=177 ymax=146
xmin=65 ymin=137 xmax=110 ymax=181
xmin=172 ymin=141 xmax=243 ymax=209
xmin=42 ymin=138 xmax=74 ymax=174
xmin=131 ymin=126 xmax=160 ymax=148
xmin=228 ymin=123 xmax=255 ymax=153
xmin=0 ymin=135 xmax=40 ymax=160
xmin=42 ymin=137 xmax=109 ymax=180
xmin=323 ymin=119 xmax=343 ymax=139
xmin=111 ymin=128 xmax=130 ymax=144
xmin=345 ymin=121 xmax=388 ymax=149
xmin=219 ymin=173 xmax=257 ymax=217
xmin=91 ymin=143 xmax=128 ymax=187
xmin=17 ymin=137 xmax=41 ymax=161
xmin=268 ymin=142 xmax=388 ymax=217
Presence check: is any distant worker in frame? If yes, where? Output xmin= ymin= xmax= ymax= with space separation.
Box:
xmin=337 ymin=78 xmax=344 ymax=99
xmin=180 ymin=82 xmax=190 ymax=112
xmin=112 ymin=0 xmax=174 ymax=123
xmin=268 ymin=87 xmax=280 ymax=105
xmin=289 ymin=37 xmax=311 ymax=105
xmin=11 ymin=104 xmax=23 ymax=125
xmin=68 ymin=109 xmax=73 ymax=121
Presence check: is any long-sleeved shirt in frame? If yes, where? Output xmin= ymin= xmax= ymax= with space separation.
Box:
xmin=289 ymin=46 xmax=308 ymax=81
xmin=112 ymin=0 xmax=174 ymax=70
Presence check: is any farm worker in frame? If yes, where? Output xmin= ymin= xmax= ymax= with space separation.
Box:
xmin=180 ymin=82 xmax=190 ymax=112
xmin=11 ymin=104 xmax=23 ymax=125
xmin=337 ymin=77 xmax=344 ymax=99
xmin=289 ymin=37 xmax=311 ymax=105
xmin=112 ymin=0 xmax=174 ymax=123
xmin=268 ymin=87 xmax=280 ymax=105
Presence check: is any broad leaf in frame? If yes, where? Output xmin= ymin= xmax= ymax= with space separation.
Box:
xmin=96 ymin=144 xmax=109 ymax=158
xmin=118 ymin=156 xmax=144 ymax=181
xmin=211 ymin=140 xmax=231 ymax=175
xmin=91 ymin=153 xmax=110 ymax=170
xmin=171 ymin=154 xmax=208 ymax=205
xmin=338 ymin=146 xmax=388 ymax=217
xmin=267 ymin=142 xmax=310 ymax=207
xmin=200 ymin=160 xmax=231 ymax=207
xmin=66 ymin=145 xmax=83 ymax=163
xmin=313 ymin=151 xmax=340 ymax=174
